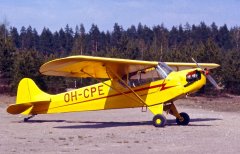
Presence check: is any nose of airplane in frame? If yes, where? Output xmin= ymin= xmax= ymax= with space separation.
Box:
xmin=182 ymin=69 xmax=207 ymax=94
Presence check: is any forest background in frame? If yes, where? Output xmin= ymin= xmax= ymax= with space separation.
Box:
xmin=0 ymin=21 xmax=239 ymax=95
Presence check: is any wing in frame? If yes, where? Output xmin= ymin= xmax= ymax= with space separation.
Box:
xmin=165 ymin=62 xmax=220 ymax=71
xmin=40 ymin=55 xmax=220 ymax=79
xmin=40 ymin=55 xmax=158 ymax=79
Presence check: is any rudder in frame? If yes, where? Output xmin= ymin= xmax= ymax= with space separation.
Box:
xmin=16 ymin=78 xmax=50 ymax=104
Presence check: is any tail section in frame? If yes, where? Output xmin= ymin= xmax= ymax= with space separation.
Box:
xmin=7 ymin=78 xmax=51 ymax=115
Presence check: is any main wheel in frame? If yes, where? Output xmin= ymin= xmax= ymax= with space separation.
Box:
xmin=24 ymin=118 xmax=28 ymax=122
xmin=152 ymin=114 xmax=167 ymax=127
xmin=176 ymin=112 xmax=190 ymax=126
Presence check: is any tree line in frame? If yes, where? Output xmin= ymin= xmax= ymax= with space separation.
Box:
xmin=0 ymin=22 xmax=240 ymax=94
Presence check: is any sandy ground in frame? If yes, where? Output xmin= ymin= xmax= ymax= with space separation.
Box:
xmin=0 ymin=95 xmax=240 ymax=154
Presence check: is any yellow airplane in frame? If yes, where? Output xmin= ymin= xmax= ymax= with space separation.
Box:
xmin=7 ymin=56 xmax=221 ymax=127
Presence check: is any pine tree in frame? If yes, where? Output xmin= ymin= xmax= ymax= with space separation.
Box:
xmin=217 ymin=24 xmax=232 ymax=50
xmin=221 ymin=49 xmax=240 ymax=94
xmin=39 ymin=27 xmax=54 ymax=54
xmin=58 ymin=28 xmax=66 ymax=56
xmin=10 ymin=27 xmax=20 ymax=48
xmin=64 ymin=24 xmax=74 ymax=54
xmin=19 ymin=26 xmax=27 ymax=49
xmin=72 ymin=24 xmax=86 ymax=55
xmin=52 ymin=31 xmax=61 ymax=54
xmin=32 ymin=28 xmax=39 ymax=51
xmin=25 ymin=26 xmax=34 ymax=49
xmin=89 ymin=24 xmax=100 ymax=55
xmin=0 ymin=24 xmax=16 ymax=93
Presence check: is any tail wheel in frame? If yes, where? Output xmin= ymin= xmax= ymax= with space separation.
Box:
xmin=152 ymin=114 xmax=167 ymax=127
xmin=176 ymin=112 xmax=190 ymax=126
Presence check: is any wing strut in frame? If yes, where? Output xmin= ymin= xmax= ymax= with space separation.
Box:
xmin=80 ymin=70 xmax=145 ymax=106
xmin=105 ymin=67 xmax=149 ymax=108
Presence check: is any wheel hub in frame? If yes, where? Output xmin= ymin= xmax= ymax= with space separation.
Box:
xmin=156 ymin=119 xmax=161 ymax=124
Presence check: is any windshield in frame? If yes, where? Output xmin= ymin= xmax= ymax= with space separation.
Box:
xmin=156 ymin=62 xmax=173 ymax=78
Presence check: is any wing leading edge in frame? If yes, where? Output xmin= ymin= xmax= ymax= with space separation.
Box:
xmin=165 ymin=62 xmax=220 ymax=71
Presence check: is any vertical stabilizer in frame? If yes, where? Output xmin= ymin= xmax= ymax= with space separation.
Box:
xmin=16 ymin=78 xmax=50 ymax=104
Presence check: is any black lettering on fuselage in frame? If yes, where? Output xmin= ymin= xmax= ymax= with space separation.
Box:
xmin=84 ymin=89 xmax=89 ymax=98
xmin=98 ymin=85 xmax=104 ymax=95
xmin=64 ymin=85 xmax=105 ymax=102
xmin=71 ymin=91 xmax=77 ymax=101
xmin=91 ymin=87 xmax=96 ymax=97
xmin=64 ymin=93 xmax=70 ymax=102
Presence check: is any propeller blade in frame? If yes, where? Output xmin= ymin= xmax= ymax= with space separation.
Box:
xmin=191 ymin=57 xmax=202 ymax=70
xmin=191 ymin=57 xmax=223 ymax=90
xmin=206 ymin=74 xmax=223 ymax=90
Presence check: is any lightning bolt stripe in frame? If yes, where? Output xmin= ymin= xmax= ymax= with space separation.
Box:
xmin=45 ymin=83 xmax=177 ymax=111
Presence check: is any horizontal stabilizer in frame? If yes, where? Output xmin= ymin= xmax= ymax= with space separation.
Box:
xmin=7 ymin=103 xmax=33 ymax=115
xmin=7 ymin=101 xmax=51 ymax=115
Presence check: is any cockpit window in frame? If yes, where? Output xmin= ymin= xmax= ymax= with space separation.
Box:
xmin=120 ymin=63 xmax=173 ymax=88
xmin=127 ymin=68 xmax=160 ymax=87
xmin=156 ymin=62 xmax=173 ymax=79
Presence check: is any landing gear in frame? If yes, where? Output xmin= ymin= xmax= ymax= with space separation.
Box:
xmin=150 ymin=102 xmax=190 ymax=127
xmin=152 ymin=114 xmax=167 ymax=127
xmin=23 ymin=115 xmax=36 ymax=122
xmin=164 ymin=102 xmax=190 ymax=126
xmin=176 ymin=112 xmax=190 ymax=125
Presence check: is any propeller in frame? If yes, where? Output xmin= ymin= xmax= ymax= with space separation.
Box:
xmin=191 ymin=58 xmax=223 ymax=90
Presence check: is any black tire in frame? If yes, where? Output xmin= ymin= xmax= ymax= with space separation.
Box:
xmin=176 ymin=112 xmax=190 ymax=126
xmin=23 ymin=118 xmax=28 ymax=122
xmin=152 ymin=114 xmax=167 ymax=127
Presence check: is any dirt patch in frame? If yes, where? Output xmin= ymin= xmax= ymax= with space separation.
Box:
xmin=177 ymin=94 xmax=240 ymax=113
xmin=0 ymin=94 xmax=15 ymax=107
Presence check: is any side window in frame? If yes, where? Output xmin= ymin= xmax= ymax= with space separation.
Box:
xmin=129 ymin=68 xmax=163 ymax=87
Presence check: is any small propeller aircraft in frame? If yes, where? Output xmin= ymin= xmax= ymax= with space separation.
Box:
xmin=7 ymin=56 xmax=221 ymax=127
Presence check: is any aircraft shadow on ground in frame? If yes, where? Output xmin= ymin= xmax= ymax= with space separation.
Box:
xmin=52 ymin=118 xmax=222 ymax=129
xmin=17 ymin=120 xmax=66 ymax=123
xmin=167 ymin=118 xmax=222 ymax=127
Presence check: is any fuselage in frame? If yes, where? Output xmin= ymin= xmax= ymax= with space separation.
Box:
xmin=27 ymin=67 xmax=206 ymax=115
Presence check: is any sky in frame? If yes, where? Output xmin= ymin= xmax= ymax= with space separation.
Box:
xmin=0 ymin=0 xmax=240 ymax=33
